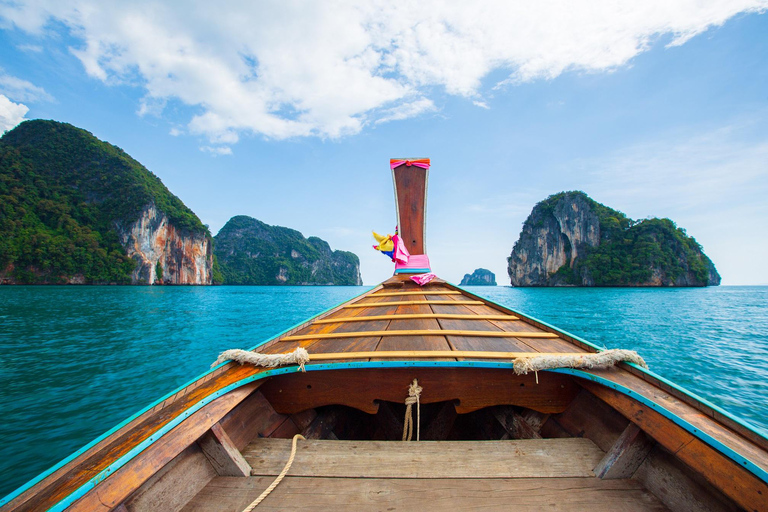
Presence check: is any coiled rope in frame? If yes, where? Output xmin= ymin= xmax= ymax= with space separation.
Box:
xmin=402 ymin=379 xmax=422 ymax=441
xmin=241 ymin=434 xmax=305 ymax=511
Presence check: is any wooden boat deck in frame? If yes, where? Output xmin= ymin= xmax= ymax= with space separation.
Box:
xmin=4 ymin=276 xmax=768 ymax=512
xmin=181 ymin=438 xmax=668 ymax=511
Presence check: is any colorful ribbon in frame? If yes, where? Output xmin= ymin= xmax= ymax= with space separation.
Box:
xmin=390 ymin=158 xmax=431 ymax=170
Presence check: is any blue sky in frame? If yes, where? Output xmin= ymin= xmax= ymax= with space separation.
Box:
xmin=1 ymin=1 xmax=767 ymax=285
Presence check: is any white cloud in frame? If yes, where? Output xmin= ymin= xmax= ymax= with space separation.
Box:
xmin=0 ymin=93 xmax=29 ymax=132
xmin=1 ymin=0 xmax=765 ymax=142
xmin=0 ymin=70 xmax=53 ymax=102
xmin=200 ymin=145 xmax=233 ymax=156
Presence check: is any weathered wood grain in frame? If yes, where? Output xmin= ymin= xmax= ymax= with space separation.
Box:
xmin=259 ymin=368 xmax=580 ymax=414
xmin=594 ymin=422 xmax=654 ymax=479
xmin=198 ymin=424 xmax=251 ymax=477
xmin=582 ymin=380 xmax=768 ymax=512
xmin=244 ymin=438 xmax=604 ymax=478
xmin=181 ymin=476 xmax=669 ymax=512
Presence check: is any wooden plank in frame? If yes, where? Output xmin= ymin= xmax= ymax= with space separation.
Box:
xmin=552 ymin=388 xmax=630 ymax=452
xmin=259 ymin=368 xmax=581 ymax=414
xmin=68 ymin=382 xmax=262 ymax=512
xmin=124 ymin=444 xmax=217 ymax=512
xmin=344 ymin=300 xmax=485 ymax=307
xmin=372 ymin=290 xmax=460 ymax=296
xmin=374 ymin=298 xmax=452 ymax=357
xmin=181 ymin=476 xmax=669 ymax=512
xmin=305 ymin=350 xmax=588 ymax=360
xmin=198 ymin=424 xmax=252 ymax=477
xmin=492 ymin=406 xmax=542 ymax=439
xmin=582 ymin=380 xmax=768 ymax=512
xmin=634 ymin=445 xmax=741 ymax=512
xmin=216 ymin=391 xmax=288 ymax=451
xmin=281 ymin=330 xmax=559 ymax=341
xmin=244 ymin=438 xmax=604 ymax=478
xmin=313 ymin=313 xmax=519 ymax=323
xmin=594 ymin=422 xmax=654 ymax=479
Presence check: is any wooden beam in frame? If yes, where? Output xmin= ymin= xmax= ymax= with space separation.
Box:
xmin=302 ymin=350 xmax=578 ymax=361
xmin=594 ymin=422 xmax=654 ymax=479
xmin=492 ymin=406 xmax=542 ymax=439
xmin=259 ymin=368 xmax=580 ymax=414
xmin=343 ymin=300 xmax=484 ymax=308
xmin=281 ymin=331 xmax=559 ymax=342
xmin=197 ymin=423 xmax=252 ymax=477
xmin=301 ymin=409 xmax=341 ymax=440
xmin=371 ymin=290 xmax=460 ymax=297
xmin=314 ymin=313 xmax=519 ymax=324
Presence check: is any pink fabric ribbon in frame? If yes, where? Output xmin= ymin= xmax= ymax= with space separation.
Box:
xmin=390 ymin=159 xmax=431 ymax=170
xmin=391 ymin=233 xmax=410 ymax=264
xmin=410 ymin=273 xmax=436 ymax=286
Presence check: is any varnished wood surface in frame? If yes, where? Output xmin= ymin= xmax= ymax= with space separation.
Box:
xmin=181 ymin=476 xmax=670 ymax=512
xmin=244 ymin=438 xmax=604 ymax=478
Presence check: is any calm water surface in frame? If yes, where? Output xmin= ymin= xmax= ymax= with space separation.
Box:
xmin=0 ymin=285 xmax=766 ymax=497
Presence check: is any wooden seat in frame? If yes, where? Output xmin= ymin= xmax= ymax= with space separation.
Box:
xmin=181 ymin=438 xmax=669 ymax=511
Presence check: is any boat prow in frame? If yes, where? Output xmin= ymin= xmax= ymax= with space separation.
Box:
xmin=3 ymin=160 xmax=767 ymax=512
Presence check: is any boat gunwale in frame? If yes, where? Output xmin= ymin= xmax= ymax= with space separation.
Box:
xmin=14 ymin=361 xmax=768 ymax=512
xmin=445 ymin=281 xmax=768 ymax=451
xmin=4 ymin=279 xmax=768 ymax=511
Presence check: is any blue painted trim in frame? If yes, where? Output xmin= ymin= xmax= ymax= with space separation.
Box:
xmin=0 ymin=286 xmax=375 ymax=508
xmin=394 ymin=268 xmax=431 ymax=274
xmin=36 ymin=361 xmax=768 ymax=511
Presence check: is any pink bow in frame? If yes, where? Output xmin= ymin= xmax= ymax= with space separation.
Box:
xmin=390 ymin=158 xmax=431 ymax=170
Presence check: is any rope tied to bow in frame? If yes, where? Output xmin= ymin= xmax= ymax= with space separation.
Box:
xmin=402 ymin=379 xmax=422 ymax=441
xmin=211 ymin=347 xmax=309 ymax=372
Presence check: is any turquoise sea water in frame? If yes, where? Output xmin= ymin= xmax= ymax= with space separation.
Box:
xmin=0 ymin=285 xmax=766 ymax=498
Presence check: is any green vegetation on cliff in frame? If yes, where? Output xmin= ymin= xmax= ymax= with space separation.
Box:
xmin=510 ymin=191 xmax=720 ymax=287
xmin=0 ymin=120 xmax=209 ymax=283
xmin=214 ymin=216 xmax=362 ymax=285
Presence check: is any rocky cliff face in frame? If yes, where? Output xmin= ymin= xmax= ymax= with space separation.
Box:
xmin=508 ymin=193 xmax=600 ymax=286
xmin=118 ymin=204 xmax=212 ymax=285
xmin=507 ymin=191 xmax=720 ymax=287
xmin=0 ymin=120 xmax=214 ymax=285
xmin=460 ymin=268 xmax=497 ymax=286
xmin=214 ymin=216 xmax=362 ymax=285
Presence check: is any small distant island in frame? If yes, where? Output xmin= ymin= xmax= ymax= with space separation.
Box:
xmin=507 ymin=191 xmax=720 ymax=287
xmin=460 ymin=268 xmax=496 ymax=286
xmin=214 ymin=216 xmax=362 ymax=285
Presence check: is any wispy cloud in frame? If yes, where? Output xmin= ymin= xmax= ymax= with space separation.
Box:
xmin=200 ymin=145 xmax=233 ymax=156
xmin=0 ymin=70 xmax=53 ymax=102
xmin=1 ymin=0 xmax=765 ymax=144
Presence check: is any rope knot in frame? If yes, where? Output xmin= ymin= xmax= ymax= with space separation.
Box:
xmin=402 ymin=379 xmax=422 ymax=442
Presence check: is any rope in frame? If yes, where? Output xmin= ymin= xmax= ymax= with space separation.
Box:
xmin=402 ymin=379 xmax=422 ymax=441
xmin=241 ymin=434 xmax=305 ymax=511
xmin=513 ymin=349 xmax=647 ymax=375
xmin=212 ymin=347 xmax=309 ymax=371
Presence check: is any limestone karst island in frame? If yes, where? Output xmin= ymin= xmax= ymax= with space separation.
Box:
xmin=507 ymin=191 xmax=720 ymax=287
xmin=0 ymin=120 xmax=361 ymax=285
